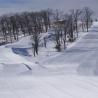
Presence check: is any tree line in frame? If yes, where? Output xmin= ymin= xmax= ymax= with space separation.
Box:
xmin=0 ymin=7 xmax=94 ymax=56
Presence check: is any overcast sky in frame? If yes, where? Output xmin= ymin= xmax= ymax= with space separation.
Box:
xmin=0 ymin=0 xmax=97 ymax=17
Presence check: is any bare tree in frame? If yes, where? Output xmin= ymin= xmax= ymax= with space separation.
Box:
xmin=32 ymin=25 xmax=40 ymax=56
xmin=0 ymin=16 xmax=8 ymax=43
xmin=68 ymin=13 xmax=75 ymax=42
xmin=72 ymin=9 xmax=82 ymax=37
xmin=52 ymin=9 xmax=65 ymax=51
xmin=82 ymin=7 xmax=93 ymax=32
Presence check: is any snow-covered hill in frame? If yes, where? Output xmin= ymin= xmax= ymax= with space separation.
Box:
xmin=0 ymin=22 xmax=98 ymax=98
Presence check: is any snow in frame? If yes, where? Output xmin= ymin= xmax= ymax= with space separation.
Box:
xmin=0 ymin=22 xmax=98 ymax=98
xmin=6 ymin=36 xmax=32 ymax=48
xmin=1 ymin=76 xmax=98 ymax=98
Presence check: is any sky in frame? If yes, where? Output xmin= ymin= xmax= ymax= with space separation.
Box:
xmin=0 ymin=0 xmax=97 ymax=17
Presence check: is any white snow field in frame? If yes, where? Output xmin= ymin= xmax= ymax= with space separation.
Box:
xmin=0 ymin=22 xmax=98 ymax=98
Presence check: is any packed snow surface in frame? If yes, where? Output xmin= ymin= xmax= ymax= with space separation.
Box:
xmin=0 ymin=22 xmax=98 ymax=98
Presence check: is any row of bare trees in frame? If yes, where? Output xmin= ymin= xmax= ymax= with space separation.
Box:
xmin=53 ymin=7 xmax=93 ymax=51
xmin=0 ymin=9 xmax=52 ymax=43
xmin=0 ymin=7 xmax=94 ymax=56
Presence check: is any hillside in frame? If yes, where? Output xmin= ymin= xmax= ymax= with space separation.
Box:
xmin=0 ymin=22 xmax=98 ymax=98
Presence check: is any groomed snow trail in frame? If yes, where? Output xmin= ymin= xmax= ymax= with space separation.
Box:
xmin=42 ymin=22 xmax=98 ymax=76
xmin=0 ymin=22 xmax=98 ymax=98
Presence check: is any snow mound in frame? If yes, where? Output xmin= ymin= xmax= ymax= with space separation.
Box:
xmin=6 ymin=36 xmax=32 ymax=48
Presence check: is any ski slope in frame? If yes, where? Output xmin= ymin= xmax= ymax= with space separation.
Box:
xmin=0 ymin=22 xmax=98 ymax=98
xmin=42 ymin=23 xmax=98 ymax=76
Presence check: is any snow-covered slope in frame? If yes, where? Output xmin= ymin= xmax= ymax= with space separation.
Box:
xmin=0 ymin=22 xmax=98 ymax=98
xmin=42 ymin=24 xmax=98 ymax=76
xmin=6 ymin=36 xmax=32 ymax=48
